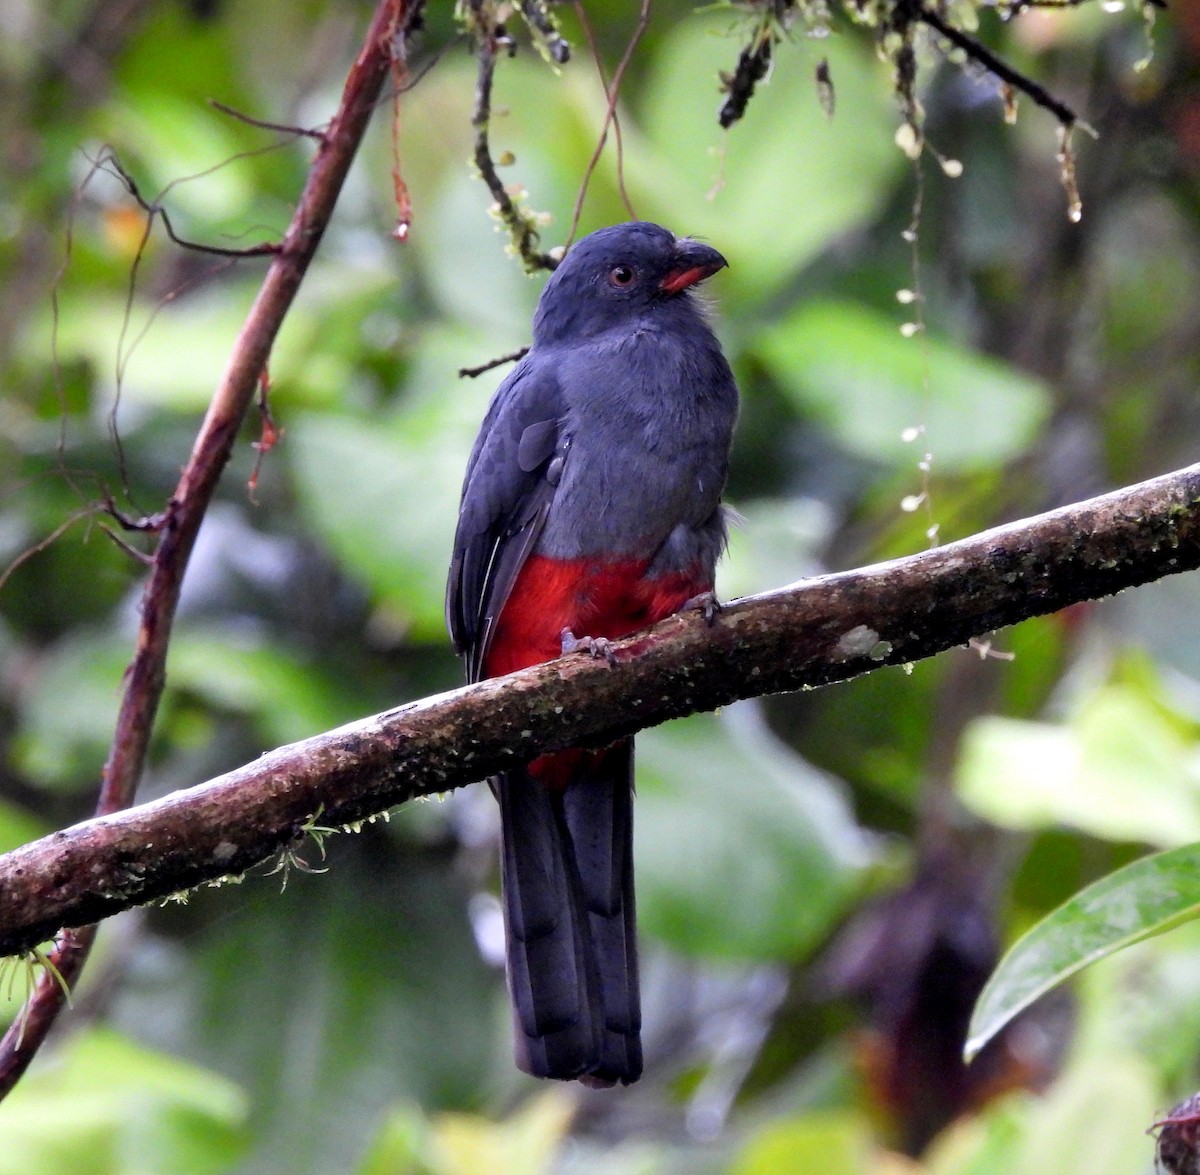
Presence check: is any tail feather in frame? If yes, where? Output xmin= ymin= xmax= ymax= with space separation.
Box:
xmin=498 ymin=774 xmax=590 ymax=1037
xmin=561 ymin=747 xmax=627 ymax=914
xmin=496 ymin=739 xmax=642 ymax=1085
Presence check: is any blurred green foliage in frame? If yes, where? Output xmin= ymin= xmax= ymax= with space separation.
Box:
xmin=2 ymin=1 xmax=1200 ymax=1172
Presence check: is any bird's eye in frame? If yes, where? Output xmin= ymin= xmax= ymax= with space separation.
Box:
xmin=609 ymin=265 xmax=635 ymax=287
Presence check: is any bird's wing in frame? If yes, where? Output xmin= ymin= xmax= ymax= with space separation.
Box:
xmin=446 ymin=356 xmax=565 ymax=682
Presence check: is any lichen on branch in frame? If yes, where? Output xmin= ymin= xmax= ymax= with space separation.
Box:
xmin=713 ymin=0 xmax=1146 ymax=215
xmin=2 ymin=462 xmax=1200 ymax=959
xmin=459 ymin=0 xmax=562 ymax=272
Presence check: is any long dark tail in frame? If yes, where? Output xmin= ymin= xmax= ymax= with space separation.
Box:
xmin=496 ymin=739 xmax=642 ymax=1086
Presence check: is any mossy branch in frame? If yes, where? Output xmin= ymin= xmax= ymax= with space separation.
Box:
xmin=2 ymin=462 xmax=1199 ymax=957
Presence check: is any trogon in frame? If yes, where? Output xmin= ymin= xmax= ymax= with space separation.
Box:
xmin=446 ymin=221 xmax=739 ymax=1086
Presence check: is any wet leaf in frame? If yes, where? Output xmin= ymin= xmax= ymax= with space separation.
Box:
xmin=967 ymin=843 xmax=1200 ymax=1059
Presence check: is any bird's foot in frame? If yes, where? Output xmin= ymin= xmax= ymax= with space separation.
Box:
xmin=682 ymin=590 xmax=722 ymax=626
xmin=560 ymin=628 xmax=618 ymax=666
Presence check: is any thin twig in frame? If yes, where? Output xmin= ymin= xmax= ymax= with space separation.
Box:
xmin=109 ymin=193 xmax=155 ymax=501
xmin=570 ymin=0 xmax=637 ymax=224
xmin=0 ymin=506 xmax=101 ymax=594
xmin=99 ymin=524 xmax=155 ymax=566
xmin=0 ymin=0 xmax=415 ymax=1103
xmin=248 ymin=369 xmax=280 ymax=500
xmin=458 ymin=345 xmax=530 ymax=378
xmin=94 ymin=149 xmax=283 ymax=258
xmin=566 ymin=0 xmax=650 ymax=245
xmin=209 ymin=98 xmax=325 ymax=140
xmin=465 ymin=1 xmax=558 ymax=272
xmin=387 ymin=0 xmax=413 ymax=240
xmin=103 ymin=498 xmax=169 ymax=532
xmin=77 ymin=109 xmax=303 ymax=513
xmin=918 ymin=6 xmax=1088 ymax=132
xmin=373 ymin=41 xmax=455 ymax=112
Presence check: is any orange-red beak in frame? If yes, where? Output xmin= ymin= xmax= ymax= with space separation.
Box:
xmin=659 ymin=239 xmax=728 ymax=294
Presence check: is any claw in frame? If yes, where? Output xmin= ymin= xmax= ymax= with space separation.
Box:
xmin=560 ymin=627 xmax=618 ymax=666
xmin=682 ymin=590 xmax=722 ymax=626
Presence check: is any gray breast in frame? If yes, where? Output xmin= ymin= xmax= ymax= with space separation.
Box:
xmin=536 ymin=330 xmax=737 ymax=564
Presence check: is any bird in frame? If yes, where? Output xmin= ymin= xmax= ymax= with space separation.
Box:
xmin=446 ymin=221 xmax=739 ymax=1086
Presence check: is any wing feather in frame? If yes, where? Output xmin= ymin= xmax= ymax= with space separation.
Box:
xmin=446 ymin=358 xmax=564 ymax=682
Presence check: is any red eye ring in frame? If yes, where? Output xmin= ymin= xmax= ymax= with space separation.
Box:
xmin=609 ymin=265 xmax=635 ymax=287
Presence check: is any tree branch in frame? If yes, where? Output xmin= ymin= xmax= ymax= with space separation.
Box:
xmin=2 ymin=462 xmax=1199 ymax=958
xmin=916 ymin=6 xmax=1083 ymax=131
xmin=0 ymin=0 xmax=412 ymax=1101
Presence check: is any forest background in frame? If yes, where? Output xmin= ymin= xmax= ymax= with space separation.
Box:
xmin=2 ymin=1 xmax=1199 ymax=1172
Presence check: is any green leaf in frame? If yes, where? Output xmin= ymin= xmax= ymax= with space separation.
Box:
xmin=167 ymin=630 xmax=364 ymax=748
xmin=755 ymin=300 xmax=1051 ymax=469
xmin=108 ymin=94 xmax=255 ymax=221
xmin=923 ymin=1097 xmax=1026 ymax=1175
xmin=636 ymin=709 xmax=867 ymax=960
xmin=13 ymin=630 xmax=130 ymax=789
xmin=147 ymin=850 xmax=496 ymax=1175
xmin=957 ymin=684 xmax=1200 ymax=847
xmin=42 ymin=291 xmax=263 ymax=414
xmin=411 ymin=172 xmax=542 ymax=335
xmin=732 ymin=1112 xmax=872 ymax=1175
xmin=0 ymin=799 xmax=49 ymax=855
xmin=637 ymin=22 xmax=900 ymax=301
xmin=287 ymin=346 xmax=487 ymax=639
xmin=432 ymin=1092 xmax=575 ymax=1175
xmin=925 ymin=1053 xmax=1160 ymax=1175
xmin=720 ymin=497 xmax=830 ymax=601
xmin=966 ymin=842 xmax=1200 ymax=1060
xmin=0 ymin=1027 xmax=248 ymax=1175
xmin=356 ymin=1104 xmax=433 ymax=1175
xmin=1008 ymin=1054 xmax=1159 ymax=1175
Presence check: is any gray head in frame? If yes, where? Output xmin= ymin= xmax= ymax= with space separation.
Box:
xmin=532 ymin=222 xmax=727 ymax=346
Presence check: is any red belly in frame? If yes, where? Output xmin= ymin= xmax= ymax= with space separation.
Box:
xmin=483 ymin=554 xmax=706 ymax=677
xmin=484 ymin=554 xmax=707 ymax=789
